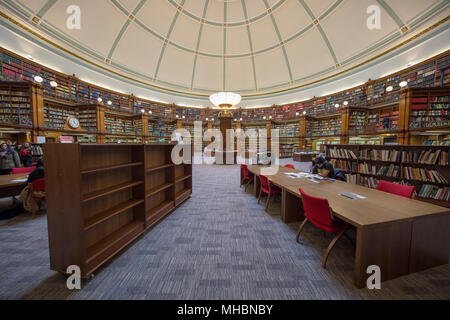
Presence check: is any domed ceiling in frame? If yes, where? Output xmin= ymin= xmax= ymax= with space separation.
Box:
xmin=0 ymin=0 xmax=449 ymax=103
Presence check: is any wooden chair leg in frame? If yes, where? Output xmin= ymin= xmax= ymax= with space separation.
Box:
xmin=296 ymin=218 xmax=308 ymax=243
xmin=244 ymin=177 xmax=253 ymax=192
xmin=265 ymin=193 xmax=271 ymax=212
xmin=246 ymin=177 xmax=254 ymax=191
xmin=257 ymin=188 xmax=262 ymax=204
xmin=322 ymin=229 xmax=346 ymax=268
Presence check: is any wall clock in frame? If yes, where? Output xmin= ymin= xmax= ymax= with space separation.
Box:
xmin=68 ymin=117 xmax=80 ymax=129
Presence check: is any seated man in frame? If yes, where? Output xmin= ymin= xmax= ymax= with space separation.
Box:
xmin=312 ymin=156 xmax=335 ymax=179
xmin=27 ymin=158 xmax=44 ymax=183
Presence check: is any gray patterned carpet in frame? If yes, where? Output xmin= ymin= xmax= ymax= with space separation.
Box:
xmin=0 ymin=159 xmax=449 ymax=300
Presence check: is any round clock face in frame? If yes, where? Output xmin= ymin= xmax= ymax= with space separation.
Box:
xmin=68 ymin=117 xmax=80 ymax=129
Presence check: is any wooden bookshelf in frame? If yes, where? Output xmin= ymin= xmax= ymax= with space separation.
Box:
xmin=324 ymin=144 xmax=450 ymax=208
xmin=44 ymin=143 xmax=192 ymax=277
xmin=0 ymin=81 xmax=34 ymax=128
xmin=1 ymin=47 xmax=449 ymax=146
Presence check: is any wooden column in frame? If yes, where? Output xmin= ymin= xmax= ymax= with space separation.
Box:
xmin=397 ymin=88 xmax=411 ymax=145
xmin=219 ymin=117 xmax=232 ymax=151
xmin=129 ymin=94 xmax=135 ymax=114
xmin=340 ymin=106 xmax=350 ymax=144
xmin=266 ymin=121 xmax=271 ymax=151
xmin=30 ymin=84 xmax=45 ymax=143
xmin=177 ymin=120 xmax=183 ymax=129
xmin=96 ymin=105 xmax=106 ymax=144
xmin=142 ymin=114 xmax=149 ymax=143
xmin=299 ymin=116 xmax=306 ymax=149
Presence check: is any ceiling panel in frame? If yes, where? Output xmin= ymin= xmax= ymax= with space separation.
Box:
xmin=112 ymin=22 xmax=163 ymax=78
xmin=273 ymin=0 xmax=310 ymax=40
xmin=193 ymin=55 xmax=223 ymax=90
xmin=321 ymin=0 xmax=398 ymax=63
xmin=157 ymin=45 xmax=195 ymax=87
xmin=226 ymin=57 xmax=255 ymax=91
xmin=254 ymin=48 xmax=290 ymax=88
xmin=285 ymin=28 xmax=334 ymax=80
xmin=44 ymin=0 xmax=127 ymax=57
xmin=135 ymin=0 xmax=175 ymax=37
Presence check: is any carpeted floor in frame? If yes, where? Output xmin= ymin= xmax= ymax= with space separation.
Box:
xmin=0 ymin=159 xmax=449 ymax=300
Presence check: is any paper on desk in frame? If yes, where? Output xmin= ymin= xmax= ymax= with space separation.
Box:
xmin=341 ymin=192 xmax=366 ymax=199
xmin=12 ymin=179 xmax=27 ymax=182
xmin=284 ymin=172 xmax=325 ymax=180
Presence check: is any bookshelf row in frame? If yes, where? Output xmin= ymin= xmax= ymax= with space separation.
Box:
xmin=324 ymin=144 xmax=450 ymax=207
xmin=1 ymin=47 xmax=449 ymax=122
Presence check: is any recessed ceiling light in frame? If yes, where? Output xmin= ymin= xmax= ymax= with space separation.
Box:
xmin=386 ymin=86 xmax=393 ymax=92
xmin=50 ymin=81 xmax=58 ymax=87
xmin=399 ymin=81 xmax=408 ymax=87
xmin=34 ymin=76 xmax=43 ymax=83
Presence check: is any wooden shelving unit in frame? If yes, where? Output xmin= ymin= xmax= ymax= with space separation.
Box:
xmin=324 ymin=144 xmax=450 ymax=208
xmin=1 ymin=47 xmax=449 ymax=148
xmin=44 ymin=143 xmax=192 ymax=277
xmin=0 ymin=81 xmax=34 ymax=127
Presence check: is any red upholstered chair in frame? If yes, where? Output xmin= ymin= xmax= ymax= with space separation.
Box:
xmin=12 ymin=167 xmax=35 ymax=174
xmin=296 ymin=188 xmax=352 ymax=268
xmin=240 ymin=164 xmax=254 ymax=191
xmin=376 ymin=180 xmax=415 ymax=199
xmin=284 ymin=164 xmax=295 ymax=169
xmin=30 ymin=178 xmax=45 ymax=218
xmin=258 ymin=175 xmax=281 ymax=212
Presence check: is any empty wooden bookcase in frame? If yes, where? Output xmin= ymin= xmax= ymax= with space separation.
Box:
xmin=44 ymin=143 xmax=192 ymax=277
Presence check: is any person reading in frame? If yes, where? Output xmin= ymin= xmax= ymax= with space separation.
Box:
xmin=312 ymin=156 xmax=335 ymax=178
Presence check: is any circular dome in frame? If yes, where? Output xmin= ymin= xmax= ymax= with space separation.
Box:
xmin=0 ymin=0 xmax=448 ymax=103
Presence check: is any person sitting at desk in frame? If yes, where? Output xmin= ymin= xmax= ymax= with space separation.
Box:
xmin=312 ymin=156 xmax=335 ymax=178
xmin=27 ymin=158 xmax=44 ymax=183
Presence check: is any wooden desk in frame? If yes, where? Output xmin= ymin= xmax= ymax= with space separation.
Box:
xmin=0 ymin=173 xmax=28 ymax=198
xmin=244 ymin=165 xmax=450 ymax=288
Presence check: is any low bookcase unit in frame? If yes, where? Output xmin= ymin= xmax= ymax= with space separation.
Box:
xmin=44 ymin=143 xmax=192 ymax=277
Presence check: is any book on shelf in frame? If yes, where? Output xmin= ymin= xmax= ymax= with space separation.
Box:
xmin=401 ymin=149 xmax=448 ymax=165
xmin=402 ymin=167 xmax=447 ymax=184
xmin=359 ymin=175 xmax=378 ymax=188
xmin=327 ymin=147 xmax=357 ymax=159
xmin=359 ymin=149 xmax=400 ymax=162
xmin=345 ymin=174 xmax=358 ymax=185
xmin=329 ymin=159 xmax=357 ymax=172
xmin=418 ymin=184 xmax=450 ymax=202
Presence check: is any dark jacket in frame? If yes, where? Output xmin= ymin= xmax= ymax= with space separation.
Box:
xmin=27 ymin=166 xmax=44 ymax=183
xmin=20 ymin=147 xmax=33 ymax=167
